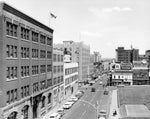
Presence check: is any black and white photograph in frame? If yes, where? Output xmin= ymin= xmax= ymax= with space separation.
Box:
xmin=0 ymin=0 xmax=149 ymax=119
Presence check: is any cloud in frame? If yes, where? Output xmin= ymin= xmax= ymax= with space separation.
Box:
xmin=102 ymin=7 xmax=133 ymax=13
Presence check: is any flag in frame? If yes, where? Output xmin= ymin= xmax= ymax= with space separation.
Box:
xmin=50 ymin=13 xmax=57 ymax=19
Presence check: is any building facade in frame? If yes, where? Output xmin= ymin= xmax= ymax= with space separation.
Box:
xmin=116 ymin=47 xmax=139 ymax=63
xmin=132 ymin=61 xmax=149 ymax=85
xmin=0 ymin=3 xmax=53 ymax=119
xmin=52 ymin=47 xmax=64 ymax=111
xmin=64 ymin=55 xmax=78 ymax=100
xmin=57 ymin=41 xmax=90 ymax=82
xmin=111 ymin=63 xmax=133 ymax=85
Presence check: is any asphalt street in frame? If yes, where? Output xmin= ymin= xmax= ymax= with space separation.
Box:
xmin=62 ymin=75 xmax=111 ymax=119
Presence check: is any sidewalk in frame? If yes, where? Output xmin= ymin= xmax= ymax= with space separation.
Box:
xmin=109 ymin=89 xmax=120 ymax=119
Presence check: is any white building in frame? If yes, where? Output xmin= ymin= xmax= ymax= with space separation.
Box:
xmin=111 ymin=63 xmax=133 ymax=85
xmin=64 ymin=55 xmax=78 ymax=100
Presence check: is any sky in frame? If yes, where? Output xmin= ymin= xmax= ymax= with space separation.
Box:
xmin=1 ymin=0 xmax=150 ymax=58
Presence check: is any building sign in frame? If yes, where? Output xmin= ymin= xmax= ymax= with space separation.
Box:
xmin=120 ymin=63 xmax=132 ymax=70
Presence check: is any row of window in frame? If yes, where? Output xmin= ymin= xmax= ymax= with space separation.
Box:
xmin=53 ymin=76 xmax=63 ymax=85
xmin=21 ymin=85 xmax=30 ymax=98
xmin=6 ymin=45 xmax=17 ymax=58
xmin=6 ymin=83 xmax=52 ymax=105
xmin=65 ymin=67 xmax=78 ymax=75
xmin=6 ymin=89 xmax=17 ymax=104
xmin=6 ymin=45 xmax=52 ymax=59
xmin=7 ymin=65 xmax=52 ymax=79
xmin=6 ymin=21 xmax=52 ymax=46
xmin=53 ymin=65 xmax=63 ymax=73
xmin=53 ymin=54 xmax=63 ymax=62
xmin=65 ymin=75 xmax=78 ymax=85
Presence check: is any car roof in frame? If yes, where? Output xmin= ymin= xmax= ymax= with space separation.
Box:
xmin=50 ymin=113 xmax=58 ymax=116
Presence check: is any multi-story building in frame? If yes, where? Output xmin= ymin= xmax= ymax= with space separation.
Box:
xmin=0 ymin=3 xmax=53 ymax=119
xmin=111 ymin=63 xmax=133 ymax=85
xmin=64 ymin=55 xmax=78 ymax=100
xmin=93 ymin=51 xmax=101 ymax=63
xmin=116 ymin=47 xmax=139 ymax=63
xmin=78 ymin=42 xmax=90 ymax=82
xmin=52 ymin=46 xmax=64 ymax=110
xmin=56 ymin=41 xmax=90 ymax=82
xmin=132 ymin=61 xmax=149 ymax=85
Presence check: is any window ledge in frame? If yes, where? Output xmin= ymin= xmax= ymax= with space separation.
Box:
xmin=6 ymin=57 xmax=18 ymax=60
xmin=6 ymin=35 xmax=18 ymax=39
xmin=6 ymin=77 xmax=18 ymax=81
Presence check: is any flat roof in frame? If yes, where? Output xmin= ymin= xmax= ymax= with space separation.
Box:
xmin=120 ymin=104 xmax=150 ymax=119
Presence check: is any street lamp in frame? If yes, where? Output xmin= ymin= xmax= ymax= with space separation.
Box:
xmin=79 ymin=100 xmax=99 ymax=119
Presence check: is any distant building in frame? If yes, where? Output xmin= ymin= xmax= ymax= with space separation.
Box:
xmin=93 ymin=51 xmax=101 ymax=63
xmin=64 ymin=55 xmax=78 ymax=100
xmin=132 ymin=61 xmax=149 ymax=85
xmin=0 ymin=3 xmax=53 ymax=119
xmin=116 ymin=47 xmax=139 ymax=63
xmin=57 ymin=41 xmax=90 ymax=82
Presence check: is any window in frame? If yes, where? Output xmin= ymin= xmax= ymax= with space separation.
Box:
xmin=47 ymin=64 xmax=52 ymax=72
xmin=53 ymin=66 xmax=56 ymax=73
xmin=21 ymin=66 xmax=29 ymax=77
xmin=40 ymin=34 xmax=46 ymax=44
xmin=61 ymin=55 xmax=63 ymax=62
xmin=40 ymin=65 xmax=46 ymax=74
xmin=53 ymin=54 xmax=56 ymax=61
xmin=6 ymin=89 xmax=17 ymax=104
xmin=21 ymin=85 xmax=30 ymax=98
xmin=21 ymin=27 xmax=30 ymax=40
xmin=47 ymin=51 xmax=52 ymax=59
xmin=21 ymin=47 xmax=29 ymax=58
xmin=40 ymin=50 xmax=46 ymax=58
xmin=6 ymin=66 xmax=18 ymax=80
xmin=47 ymin=37 xmax=52 ymax=46
xmin=6 ymin=91 xmax=10 ymax=104
xmin=61 ymin=65 xmax=63 ymax=72
xmin=33 ymin=82 xmax=39 ymax=93
xmin=47 ymin=79 xmax=52 ymax=87
xmin=6 ymin=45 xmax=18 ymax=58
xmin=32 ymin=31 xmax=38 ymax=42
xmin=32 ymin=49 xmax=38 ymax=58
xmin=58 ymin=55 xmax=60 ymax=62
xmin=6 ymin=21 xmax=18 ymax=37
xmin=32 ymin=65 xmax=39 ymax=75
xmin=40 ymin=80 xmax=46 ymax=90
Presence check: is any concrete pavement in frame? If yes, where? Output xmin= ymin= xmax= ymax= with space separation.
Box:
xmin=109 ymin=89 xmax=120 ymax=119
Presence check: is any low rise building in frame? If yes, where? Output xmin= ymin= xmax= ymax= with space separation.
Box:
xmin=133 ymin=61 xmax=149 ymax=85
xmin=111 ymin=63 xmax=133 ymax=85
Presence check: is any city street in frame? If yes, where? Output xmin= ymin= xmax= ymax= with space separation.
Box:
xmin=62 ymin=75 xmax=111 ymax=119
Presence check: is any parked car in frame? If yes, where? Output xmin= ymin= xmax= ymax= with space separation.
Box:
xmin=57 ymin=108 xmax=65 ymax=117
xmin=63 ymin=102 xmax=74 ymax=109
xmin=75 ymin=91 xmax=84 ymax=99
xmin=70 ymin=96 xmax=78 ymax=102
xmin=98 ymin=110 xmax=107 ymax=119
xmin=49 ymin=112 xmax=61 ymax=119
xmin=103 ymin=89 xmax=109 ymax=95
xmin=91 ymin=87 xmax=96 ymax=92
xmin=99 ymin=81 xmax=103 ymax=85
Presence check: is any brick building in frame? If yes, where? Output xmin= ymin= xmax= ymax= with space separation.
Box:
xmin=0 ymin=3 xmax=53 ymax=119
